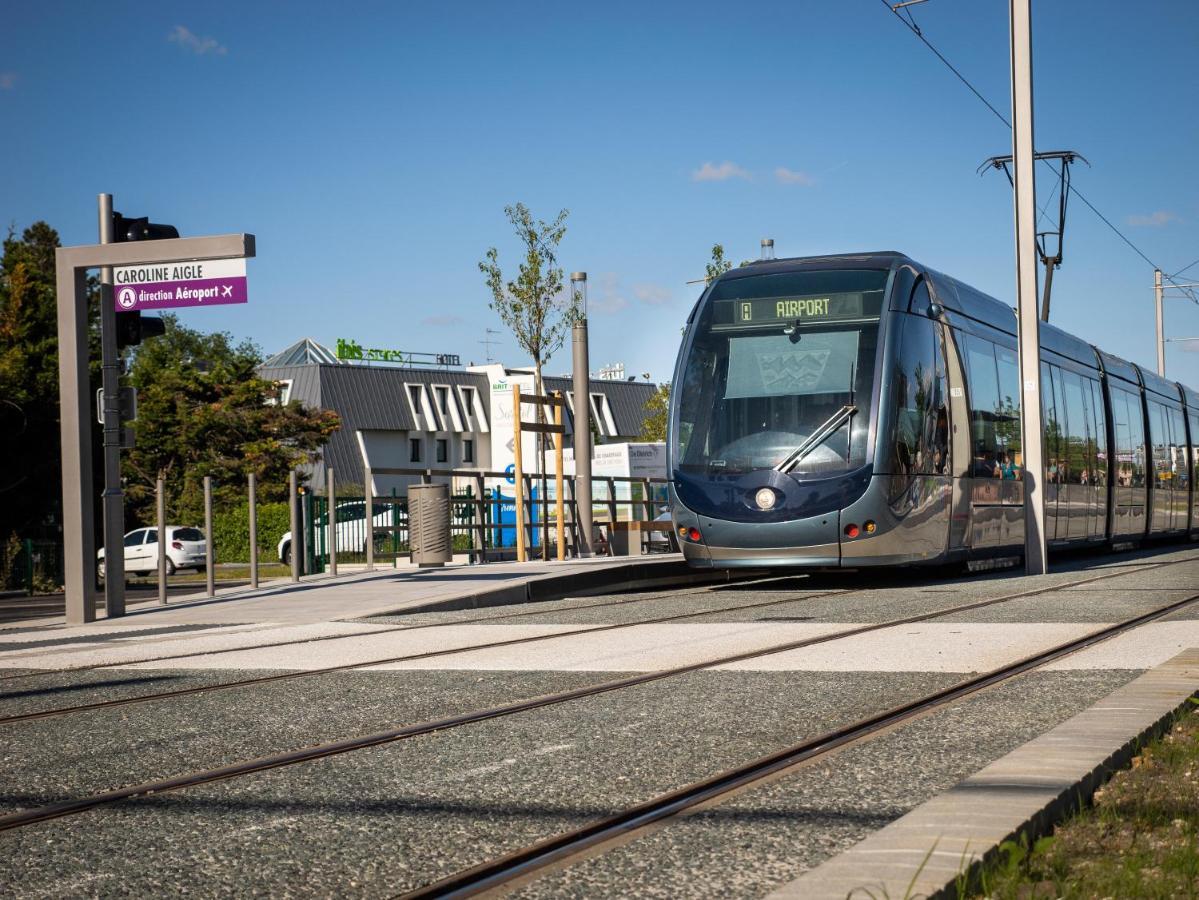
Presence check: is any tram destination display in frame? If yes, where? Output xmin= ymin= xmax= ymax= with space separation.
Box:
xmin=712 ymin=290 xmax=883 ymax=327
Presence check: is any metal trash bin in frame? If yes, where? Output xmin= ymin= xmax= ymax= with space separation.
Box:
xmin=408 ymin=483 xmax=452 ymax=567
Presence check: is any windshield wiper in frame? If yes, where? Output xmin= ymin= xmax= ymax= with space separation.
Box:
xmin=773 ymin=405 xmax=857 ymax=474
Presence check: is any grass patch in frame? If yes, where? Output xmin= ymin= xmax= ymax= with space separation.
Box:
xmin=978 ymin=700 xmax=1199 ymax=898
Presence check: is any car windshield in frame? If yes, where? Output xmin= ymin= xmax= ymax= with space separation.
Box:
xmin=674 ymin=269 xmax=886 ymax=476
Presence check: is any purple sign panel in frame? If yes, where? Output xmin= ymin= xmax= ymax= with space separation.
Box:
xmin=113 ymin=258 xmax=248 ymax=312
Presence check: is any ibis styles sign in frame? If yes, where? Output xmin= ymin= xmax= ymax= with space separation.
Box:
xmin=113 ymin=258 xmax=248 ymax=311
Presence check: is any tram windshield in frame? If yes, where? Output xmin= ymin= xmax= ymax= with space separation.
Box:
xmin=674 ymin=269 xmax=887 ymax=476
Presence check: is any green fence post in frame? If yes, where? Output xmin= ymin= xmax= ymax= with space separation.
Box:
xmin=24 ymin=538 xmax=33 ymax=596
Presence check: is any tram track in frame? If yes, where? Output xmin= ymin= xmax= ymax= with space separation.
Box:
xmin=0 ymin=559 xmax=1186 ymax=833
xmin=400 ymin=589 xmax=1199 ymax=898
xmin=1 ymin=557 xmax=1184 ymax=726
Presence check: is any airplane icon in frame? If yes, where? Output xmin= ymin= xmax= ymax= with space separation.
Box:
xmin=221 ymin=285 xmax=233 ymax=297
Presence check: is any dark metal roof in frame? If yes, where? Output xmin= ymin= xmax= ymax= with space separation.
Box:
xmin=720 ymin=251 xmax=908 ymax=281
xmin=1136 ymin=365 xmax=1185 ymax=404
xmin=543 ymin=375 xmax=657 ymax=438
xmin=261 ymin=337 xmax=341 ymax=368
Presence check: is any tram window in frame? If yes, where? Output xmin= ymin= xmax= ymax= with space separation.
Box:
xmin=1112 ymin=389 xmax=1133 ymax=488
xmin=891 ymin=314 xmax=946 ymax=475
xmin=1090 ymin=380 xmax=1108 ymax=487
xmin=1170 ymin=407 xmax=1188 ymax=491
xmin=963 ymin=336 xmax=1022 ymax=478
xmin=1150 ymin=403 xmax=1171 ymax=490
xmin=1042 ymin=364 xmax=1065 ymax=485
xmin=1190 ymin=412 xmax=1199 ymax=484
xmin=1115 ymin=389 xmax=1146 ymax=489
xmin=1061 ymin=370 xmax=1089 ymax=486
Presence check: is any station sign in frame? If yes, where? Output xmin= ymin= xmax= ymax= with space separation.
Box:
xmin=112 ymin=258 xmax=248 ymax=312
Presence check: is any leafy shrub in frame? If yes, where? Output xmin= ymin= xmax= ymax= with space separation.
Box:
xmin=210 ymin=502 xmax=292 ymax=563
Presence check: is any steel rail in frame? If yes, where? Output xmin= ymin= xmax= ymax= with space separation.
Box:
xmin=0 ymin=585 xmax=855 ymax=725
xmin=400 ymin=590 xmax=1199 ymax=899
xmin=0 ymin=561 xmax=1178 ymax=832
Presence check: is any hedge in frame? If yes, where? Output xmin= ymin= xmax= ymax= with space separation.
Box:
xmin=210 ymin=501 xmax=292 ymax=564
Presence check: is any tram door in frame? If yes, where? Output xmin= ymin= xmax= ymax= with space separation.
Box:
xmin=943 ymin=326 xmax=972 ymax=552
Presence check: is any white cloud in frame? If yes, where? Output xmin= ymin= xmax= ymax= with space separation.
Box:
xmin=1126 ymin=210 xmax=1181 ymax=227
xmin=421 ymin=314 xmax=465 ymax=327
xmin=633 ymin=283 xmax=673 ymax=306
xmin=1180 ymin=339 xmax=1199 ymax=354
xmin=692 ymin=161 xmax=750 ymax=182
xmin=168 ymin=25 xmax=228 ymax=56
xmin=775 ymin=166 xmax=815 ymax=186
xmin=0 ymin=73 xmax=16 ymax=91
xmin=589 ymin=273 xmax=630 ymax=315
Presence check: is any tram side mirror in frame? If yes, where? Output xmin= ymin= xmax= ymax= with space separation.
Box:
xmin=927 ymin=302 xmax=945 ymax=319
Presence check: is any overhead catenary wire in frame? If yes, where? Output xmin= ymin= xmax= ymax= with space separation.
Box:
xmin=879 ymin=0 xmax=1199 ymax=306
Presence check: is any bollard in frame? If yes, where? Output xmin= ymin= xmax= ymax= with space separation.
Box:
xmin=365 ymin=466 xmax=374 ymax=571
xmin=289 ymin=470 xmax=300 ymax=583
xmin=156 ymin=477 xmax=167 ymax=605
xmin=249 ymin=472 xmax=258 ymax=590
xmin=327 ymin=467 xmax=337 ymax=577
xmin=204 ymin=476 xmax=215 ymax=597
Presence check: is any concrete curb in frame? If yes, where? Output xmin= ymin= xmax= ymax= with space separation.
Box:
xmin=767 ymin=648 xmax=1199 ymax=900
xmin=369 ymin=558 xmax=746 ymax=615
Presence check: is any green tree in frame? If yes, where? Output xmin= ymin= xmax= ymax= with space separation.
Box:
xmin=0 ymin=222 xmax=102 ymax=539
xmin=122 ymin=316 xmax=340 ymax=524
xmin=479 ymin=204 xmax=580 ymax=399
xmin=639 ymin=383 xmax=671 ymax=442
xmin=705 ymin=244 xmax=733 ymax=282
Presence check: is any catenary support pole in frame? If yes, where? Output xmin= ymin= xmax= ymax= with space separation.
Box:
xmin=570 ymin=271 xmax=593 ymax=558
xmin=1155 ymin=268 xmax=1166 ymax=377
xmin=289 ymin=470 xmax=300 ymax=582
xmin=1010 ymin=0 xmax=1047 ymax=576
xmin=97 ymin=194 xmax=126 ymax=618
xmin=248 ymin=473 xmax=259 ymax=590
xmin=327 ymin=467 xmax=337 ymax=576
xmin=156 ymin=478 xmax=167 ymax=605
xmin=204 ymin=476 xmax=215 ymax=597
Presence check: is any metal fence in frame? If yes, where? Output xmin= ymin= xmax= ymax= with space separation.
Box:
xmin=0 ymin=539 xmax=64 ymax=596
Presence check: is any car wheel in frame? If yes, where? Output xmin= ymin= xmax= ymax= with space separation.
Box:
xmin=281 ymin=543 xmax=291 ymax=567
xmin=97 ymin=560 xmax=106 ymax=581
xmin=164 ymin=558 xmax=177 ymax=576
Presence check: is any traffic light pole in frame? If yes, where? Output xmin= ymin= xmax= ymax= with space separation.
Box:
xmin=97 ymin=194 xmax=126 ymax=617
xmin=56 ymin=233 xmax=256 ymax=624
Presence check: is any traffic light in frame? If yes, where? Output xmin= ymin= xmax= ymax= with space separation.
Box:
xmin=111 ymin=211 xmax=178 ymax=348
xmin=112 ymin=214 xmax=179 ymax=243
xmin=115 ymin=313 xmax=167 ymax=349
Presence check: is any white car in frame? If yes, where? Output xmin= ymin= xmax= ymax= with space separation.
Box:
xmin=277 ymin=501 xmax=397 ymax=565
xmin=98 ymin=526 xmax=208 ymax=579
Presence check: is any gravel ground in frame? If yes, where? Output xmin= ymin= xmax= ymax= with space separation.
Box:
xmin=513 ymin=669 xmax=1143 ymax=899
xmin=0 ymin=669 xmax=969 ymax=897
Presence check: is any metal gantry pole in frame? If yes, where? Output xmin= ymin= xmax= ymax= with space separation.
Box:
xmin=289 ymin=470 xmax=300 ymax=582
xmin=97 ymin=194 xmax=126 ymax=618
xmin=554 ymin=394 xmax=565 ymax=561
xmin=570 ymin=272 xmax=593 ymax=558
xmin=1155 ymin=268 xmax=1166 ymax=377
xmin=204 ymin=475 xmax=215 ymax=597
xmin=156 ymin=477 xmax=167 ymax=605
xmin=1010 ymin=0 xmax=1048 ymax=576
xmin=512 ymin=385 xmax=526 ymax=563
xmin=248 ymin=472 xmax=259 ymax=590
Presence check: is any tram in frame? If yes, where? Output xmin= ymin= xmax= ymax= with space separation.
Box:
xmin=668 ymin=251 xmax=1199 ymax=568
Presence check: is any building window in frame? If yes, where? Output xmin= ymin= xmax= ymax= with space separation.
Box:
xmin=408 ymin=385 xmax=422 ymax=415
xmin=436 ymin=386 xmax=449 ymax=416
xmin=410 ymin=438 xmax=422 ymax=463
xmin=436 ymin=438 xmax=448 ymax=463
xmin=463 ymin=439 xmax=475 ymax=463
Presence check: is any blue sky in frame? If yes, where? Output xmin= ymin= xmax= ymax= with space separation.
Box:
xmin=3 ymin=1 xmax=1197 ymax=385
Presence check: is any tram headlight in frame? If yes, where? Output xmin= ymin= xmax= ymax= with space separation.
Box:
xmin=754 ymin=488 xmax=777 ymax=510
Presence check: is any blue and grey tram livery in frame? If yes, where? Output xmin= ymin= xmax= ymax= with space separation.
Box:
xmin=668 ymin=251 xmax=1199 ymax=569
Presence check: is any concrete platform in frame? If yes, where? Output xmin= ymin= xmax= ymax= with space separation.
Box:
xmin=0 ymin=553 xmax=726 ymax=630
xmin=767 ymin=648 xmax=1199 ymax=900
